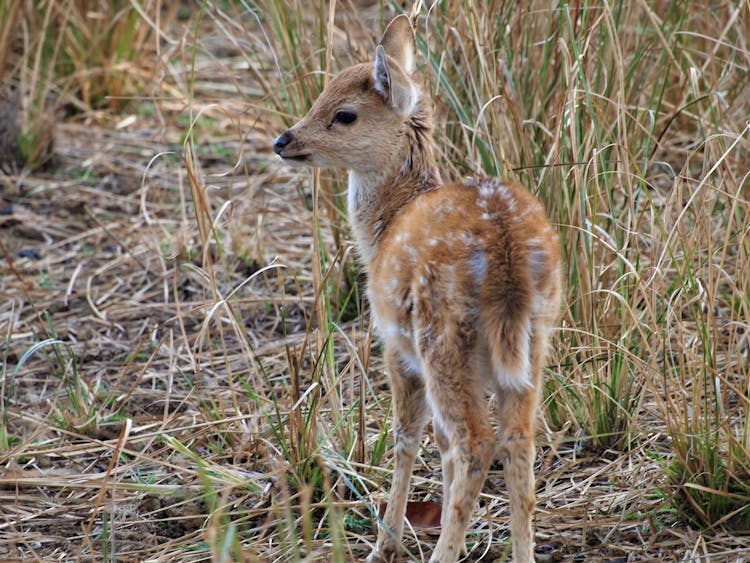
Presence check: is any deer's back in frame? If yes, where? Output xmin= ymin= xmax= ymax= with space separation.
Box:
xmin=368 ymin=178 xmax=561 ymax=376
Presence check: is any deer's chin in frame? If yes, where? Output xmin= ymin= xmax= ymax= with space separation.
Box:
xmin=280 ymin=154 xmax=344 ymax=170
xmin=277 ymin=153 xmax=311 ymax=166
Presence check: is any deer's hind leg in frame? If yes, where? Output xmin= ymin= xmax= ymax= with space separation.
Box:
xmin=494 ymin=316 xmax=553 ymax=562
xmin=432 ymin=422 xmax=455 ymax=529
xmin=494 ymin=387 xmax=537 ymax=563
xmin=420 ymin=344 xmax=495 ymax=563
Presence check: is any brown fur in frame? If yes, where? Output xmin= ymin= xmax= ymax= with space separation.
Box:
xmin=274 ymin=14 xmax=562 ymax=563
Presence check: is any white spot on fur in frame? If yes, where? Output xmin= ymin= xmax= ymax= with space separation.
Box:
xmin=434 ymin=201 xmax=454 ymax=218
xmin=477 ymin=181 xmax=519 ymax=218
xmin=469 ymin=250 xmax=488 ymax=282
xmin=478 ymin=184 xmax=496 ymax=199
xmin=405 ymin=245 xmax=418 ymax=262
xmin=386 ymin=276 xmax=399 ymax=293
xmin=457 ymin=232 xmax=476 ymax=246
xmin=477 ymin=179 xmax=510 ymax=198
xmin=527 ymin=238 xmax=547 ymax=281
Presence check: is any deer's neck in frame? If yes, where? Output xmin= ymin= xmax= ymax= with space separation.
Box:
xmin=347 ymin=105 xmax=441 ymax=265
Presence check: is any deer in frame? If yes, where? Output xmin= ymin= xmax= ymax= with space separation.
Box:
xmin=273 ymin=14 xmax=562 ymax=563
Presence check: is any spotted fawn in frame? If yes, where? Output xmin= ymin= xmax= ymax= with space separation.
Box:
xmin=274 ymin=14 xmax=562 ymax=563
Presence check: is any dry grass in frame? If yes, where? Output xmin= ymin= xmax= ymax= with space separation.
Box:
xmin=1 ymin=1 xmax=750 ymax=561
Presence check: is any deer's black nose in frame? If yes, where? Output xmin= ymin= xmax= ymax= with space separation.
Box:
xmin=274 ymin=131 xmax=293 ymax=155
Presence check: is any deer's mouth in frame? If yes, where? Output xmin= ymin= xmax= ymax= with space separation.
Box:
xmin=279 ymin=153 xmax=310 ymax=163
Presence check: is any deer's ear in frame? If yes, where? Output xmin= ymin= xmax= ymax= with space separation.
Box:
xmin=379 ymin=15 xmax=416 ymax=75
xmin=373 ymin=16 xmax=418 ymax=116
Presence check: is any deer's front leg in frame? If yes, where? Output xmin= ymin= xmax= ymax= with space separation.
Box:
xmin=367 ymin=348 xmax=428 ymax=563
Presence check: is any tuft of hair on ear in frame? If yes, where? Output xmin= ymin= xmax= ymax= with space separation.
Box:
xmin=373 ymin=45 xmax=391 ymax=99
xmin=373 ymin=45 xmax=419 ymax=117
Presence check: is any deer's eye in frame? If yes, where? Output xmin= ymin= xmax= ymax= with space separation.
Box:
xmin=333 ymin=110 xmax=357 ymax=125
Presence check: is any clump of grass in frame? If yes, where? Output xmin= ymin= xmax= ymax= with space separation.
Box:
xmin=12 ymin=334 xmax=138 ymax=436
xmin=0 ymin=2 xmax=56 ymax=171
xmin=546 ymin=346 xmax=643 ymax=452
xmin=0 ymin=1 xmax=178 ymax=172
xmin=53 ymin=0 xmax=180 ymax=110
xmin=656 ymin=130 xmax=750 ymax=527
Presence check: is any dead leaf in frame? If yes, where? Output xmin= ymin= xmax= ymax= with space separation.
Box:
xmin=377 ymin=501 xmax=443 ymax=531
